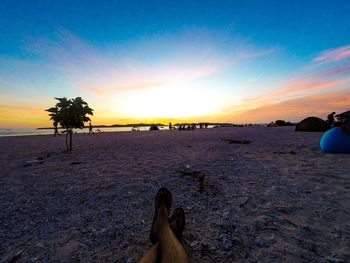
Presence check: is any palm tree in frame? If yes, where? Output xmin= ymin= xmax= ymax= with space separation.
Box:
xmin=46 ymin=97 xmax=94 ymax=151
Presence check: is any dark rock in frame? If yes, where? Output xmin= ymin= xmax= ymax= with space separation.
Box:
xmin=121 ymin=242 xmax=129 ymax=249
xmin=222 ymin=233 xmax=232 ymax=251
xmin=231 ymin=236 xmax=242 ymax=244
xmin=276 ymin=205 xmax=288 ymax=213
xmin=222 ymin=212 xmax=229 ymax=219
xmin=190 ymin=240 xmax=200 ymax=247
xmin=254 ymin=236 xmax=268 ymax=247
xmin=212 ymin=219 xmax=223 ymax=226
xmin=200 ymin=243 xmax=210 ymax=255
xmin=126 ymin=257 xmax=136 ymax=263
xmin=255 ymin=215 xmax=271 ymax=230
xmin=238 ymin=196 xmax=251 ymax=208
xmin=325 ymin=255 xmax=344 ymax=263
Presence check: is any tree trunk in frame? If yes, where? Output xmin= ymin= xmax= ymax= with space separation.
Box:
xmin=69 ymin=129 xmax=73 ymax=151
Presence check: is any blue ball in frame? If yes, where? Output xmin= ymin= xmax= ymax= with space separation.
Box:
xmin=320 ymin=127 xmax=350 ymax=153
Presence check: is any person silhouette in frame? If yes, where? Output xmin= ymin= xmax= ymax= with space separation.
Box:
xmin=327 ymin=112 xmax=336 ymax=127
xmin=53 ymin=122 xmax=59 ymax=137
xmin=89 ymin=122 xmax=94 ymax=134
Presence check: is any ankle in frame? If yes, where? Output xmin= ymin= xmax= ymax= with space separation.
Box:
xmin=154 ymin=204 xmax=168 ymax=232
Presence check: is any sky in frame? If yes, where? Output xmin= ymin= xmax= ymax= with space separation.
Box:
xmin=0 ymin=0 xmax=350 ymax=127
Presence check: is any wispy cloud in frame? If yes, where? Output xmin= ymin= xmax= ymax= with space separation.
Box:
xmin=225 ymin=44 xmax=350 ymax=122
xmin=84 ymin=81 xmax=167 ymax=95
xmin=248 ymin=74 xmax=263 ymax=83
xmin=232 ymin=89 xmax=350 ymax=123
xmin=12 ymin=29 xmax=270 ymax=95
xmin=313 ymin=45 xmax=350 ymax=63
xmin=274 ymin=75 xmax=345 ymax=99
xmin=80 ymin=62 xmax=220 ymax=95
xmin=233 ymin=72 xmax=347 ymax=112
xmin=313 ymin=62 xmax=350 ymax=78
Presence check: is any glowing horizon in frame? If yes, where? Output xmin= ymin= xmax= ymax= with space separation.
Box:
xmin=1 ymin=1 xmax=349 ymax=128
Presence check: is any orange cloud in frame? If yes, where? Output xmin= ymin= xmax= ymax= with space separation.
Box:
xmin=233 ymin=77 xmax=346 ymax=114
xmin=279 ymin=77 xmax=342 ymax=96
xmin=219 ymin=45 xmax=350 ymax=123
xmin=234 ymin=58 xmax=350 ymax=113
xmin=270 ymin=61 xmax=350 ymax=99
xmin=231 ymin=89 xmax=350 ymax=123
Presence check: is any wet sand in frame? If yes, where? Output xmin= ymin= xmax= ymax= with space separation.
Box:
xmin=0 ymin=127 xmax=349 ymax=262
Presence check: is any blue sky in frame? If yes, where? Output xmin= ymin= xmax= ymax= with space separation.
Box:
xmin=1 ymin=1 xmax=350 ymax=127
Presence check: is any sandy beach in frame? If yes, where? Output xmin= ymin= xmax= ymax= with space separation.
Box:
xmin=0 ymin=126 xmax=349 ymax=262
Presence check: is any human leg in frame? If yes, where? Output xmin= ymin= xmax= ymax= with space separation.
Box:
xmin=139 ymin=187 xmax=189 ymax=263
xmin=138 ymin=243 xmax=159 ymax=263
xmin=153 ymin=204 xmax=190 ymax=263
xmin=138 ymin=208 xmax=186 ymax=263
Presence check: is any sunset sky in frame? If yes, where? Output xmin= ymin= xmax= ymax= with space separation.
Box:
xmin=1 ymin=1 xmax=350 ymax=127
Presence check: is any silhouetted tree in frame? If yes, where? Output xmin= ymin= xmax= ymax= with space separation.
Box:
xmin=46 ymin=97 xmax=94 ymax=151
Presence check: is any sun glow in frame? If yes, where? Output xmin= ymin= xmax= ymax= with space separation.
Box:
xmin=113 ymin=85 xmax=224 ymax=119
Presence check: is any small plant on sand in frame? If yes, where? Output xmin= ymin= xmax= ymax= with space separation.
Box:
xmin=181 ymin=168 xmax=208 ymax=193
xmin=46 ymin=97 xmax=94 ymax=151
xmin=196 ymin=171 xmax=206 ymax=193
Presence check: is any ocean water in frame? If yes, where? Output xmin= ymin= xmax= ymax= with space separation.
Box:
xmin=0 ymin=125 xmax=220 ymax=137
xmin=0 ymin=126 xmax=167 ymax=137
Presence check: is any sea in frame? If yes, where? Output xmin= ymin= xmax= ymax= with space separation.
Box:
xmin=0 ymin=125 xmax=222 ymax=137
xmin=0 ymin=126 xmax=167 ymax=137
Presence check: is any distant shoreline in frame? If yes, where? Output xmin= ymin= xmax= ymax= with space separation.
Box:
xmin=37 ymin=122 xmax=241 ymax=130
xmin=1 ymin=123 xmax=249 ymax=138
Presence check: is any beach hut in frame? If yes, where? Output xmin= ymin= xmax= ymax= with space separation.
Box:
xmin=295 ymin=117 xmax=329 ymax=132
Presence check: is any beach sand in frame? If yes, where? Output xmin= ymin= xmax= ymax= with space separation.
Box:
xmin=0 ymin=127 xmax=349 ymax=262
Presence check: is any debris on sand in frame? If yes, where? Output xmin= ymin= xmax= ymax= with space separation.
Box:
xmin=273 ymin=150 xmax=296 ymax=155
xmin=222 ymin=139 xmax=252 ymax=144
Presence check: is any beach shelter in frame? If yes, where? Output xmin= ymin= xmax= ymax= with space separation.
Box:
xmin=295 ymin=117 xmax=329 ymax=132
xmin=149 ymin=125 xmax=159 ymax=131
